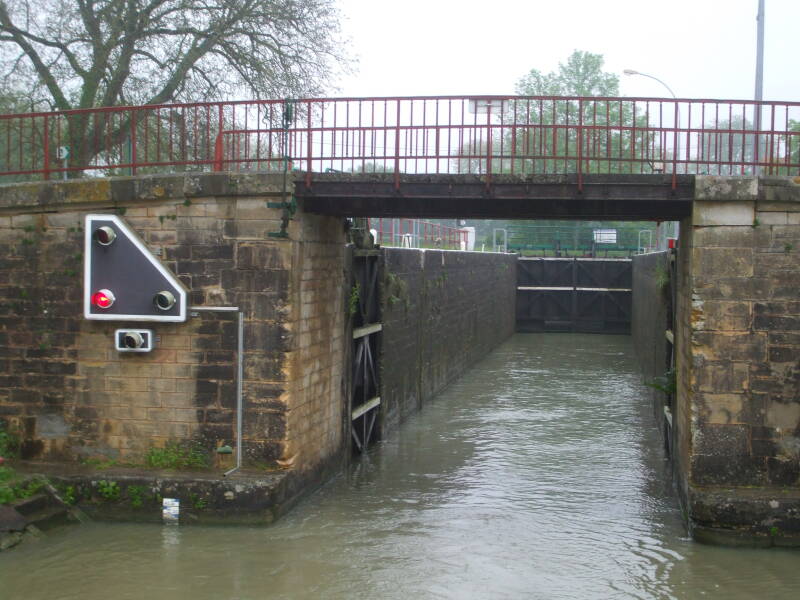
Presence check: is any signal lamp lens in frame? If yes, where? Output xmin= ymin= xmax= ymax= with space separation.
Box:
xmin=123 ymin=331 xmax=144 ymax=349
xmin=154 ymin=290 xmax=176 ymax=311
xmin=93 ymin=226 xmax=117 ymax=246
xmin=92 ymin=289 xmax=115 ymax=309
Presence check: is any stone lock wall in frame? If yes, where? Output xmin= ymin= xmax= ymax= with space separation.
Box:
xmin=678 ymin=176 xmax=800 ymax=543
xmin=631 ymin=251 xmax=671 ymax=427
xmin=0 ymin=174 xmax=347 ymax=479
xmin=380 ymin=248 xmax=517 ymax=432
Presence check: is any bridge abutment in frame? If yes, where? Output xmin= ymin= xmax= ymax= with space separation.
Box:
xmin=675 ymin=176 xmax=800 ymax=545
xmin=0 ymin=173 xmax=350 ymax=520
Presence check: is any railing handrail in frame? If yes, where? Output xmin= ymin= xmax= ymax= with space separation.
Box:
xmin=3 ymin=94 xmax=800 ymax=120
xmin=2 ymin=95 xmax=799 ymax=183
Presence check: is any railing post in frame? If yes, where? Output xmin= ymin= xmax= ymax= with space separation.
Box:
xmin=130 ymin=109 xmax=137 ymax=176
xmin=213 ymin=132 xmax=224 ymax=171
xmin=672 ymin=101 xmax=679 ymax=190
xmin=577 ymin=99 xmax=583 ymax=193
xmin=216 ymin=104 xmax=225 ymax=171
xmin=486 ymin=103 xmax=492 ymax=190
xmin=394 ymin=100 xmax=401 ymax=191
xmin=42 ymin=115 xmax=50 ymax=181
xmin=306 ymin=100 xmax=313 ymax=188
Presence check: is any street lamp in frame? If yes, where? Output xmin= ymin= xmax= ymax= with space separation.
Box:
xmin=623 ymin=69 xmax=677 ymax=99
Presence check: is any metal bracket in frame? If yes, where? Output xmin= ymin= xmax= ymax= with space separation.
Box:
xmin=267 ymin=195 xmax=297 ymax=239
xmin=267 ymin=196 xmax=297 ymax=215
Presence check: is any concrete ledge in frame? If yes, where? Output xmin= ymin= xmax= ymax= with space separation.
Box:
xmin=12 ymin=451 xmax=345 ymax=525
xmin=0 ymin=172 xmax=287 ymax=214
xmin=759 ymin=176 xmax=800 ymax=204
xmin=695 ymin=176 xmax=758 ymax=202
xmin=689 ymin=485 xmax=800 ymax=547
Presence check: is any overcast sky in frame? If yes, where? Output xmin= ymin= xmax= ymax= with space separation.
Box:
xmin=334 ymin=0 xmax=799 ymax=102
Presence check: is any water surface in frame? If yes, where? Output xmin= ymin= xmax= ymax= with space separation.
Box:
xmin=1 ymin=334 xmax=797 ymax=599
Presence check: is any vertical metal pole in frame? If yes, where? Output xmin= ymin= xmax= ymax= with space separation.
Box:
xmin=754 ymin=0 xmax=765 ymax=175
xmin=235 ymin=310 xmax=244 ymax=471
xmin=130 ymin=110 xmax=137 ymax=176
xmin=43 ymin=116 xmax=50 ymax=180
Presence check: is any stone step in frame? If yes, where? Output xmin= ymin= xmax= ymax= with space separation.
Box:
xmin=22 ymin=505 xmax=76 ymax=532
xmin=11 ymin=493 xmax=51 ymax=517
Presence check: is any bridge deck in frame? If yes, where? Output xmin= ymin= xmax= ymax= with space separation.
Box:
xmin=296 ymin=173 xmax=694 ymax=219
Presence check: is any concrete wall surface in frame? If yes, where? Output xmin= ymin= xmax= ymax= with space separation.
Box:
xmin=631 ymin=251 xmax=671 ymax=431
xmin=379 ymin=248 xmax=517 ymax=433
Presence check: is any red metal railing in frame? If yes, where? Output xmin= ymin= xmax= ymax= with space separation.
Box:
xmin=367 ymin=218 xmax=469 ymax=250
xmin=2 ymin=96 xmax=799 ymax=185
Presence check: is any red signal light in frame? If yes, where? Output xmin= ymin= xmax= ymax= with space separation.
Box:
xmin=91 ymin=289 xmax=116 ymax=309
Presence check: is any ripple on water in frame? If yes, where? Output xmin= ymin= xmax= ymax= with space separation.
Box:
xmin=2 ymin=334 xmax=800 ymax=599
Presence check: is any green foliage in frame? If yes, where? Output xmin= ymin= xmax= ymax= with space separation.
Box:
xmin=654 ymin=261 xmax=670 ymax=292
xmin=784 ymin=243 xmax=793 ymax=253
xmin=144 ymin=442 xmax=208 ymax=470
xmin=504 ymin=51 xmax=651 ymax=176
xmin=645 ymin=369 xmax=677 ymax=396
xmin=348 ymin=283 xmax=360 ymax=316
xmin=127 ymin=485 xmax=147 ymax=508
xmin=383 ymin=272 xmax=410 ymax=312
xmin=188 ymin=492 xmax=208 ymax=510
xmin=97 ymin=480 xmax=121 ymax=501
xmin=0 ymin=469 xmax=47 ymax=505
xmin=81 ymin=456 xmax=120 ymax=470
xmin=61 ymin=485 xmax=77 ymax=505
xmin=516 ymin=50 xmax=619 ymax=97
xmin=0 ymin=422 xmax=20 ymax=458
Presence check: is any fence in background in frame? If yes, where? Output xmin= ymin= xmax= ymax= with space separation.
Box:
xmin=367 ymin=218 xmax=469 ymax=250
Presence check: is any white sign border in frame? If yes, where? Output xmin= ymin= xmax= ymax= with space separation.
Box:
xmin=83 ymin=214 xmax=188 ymax=322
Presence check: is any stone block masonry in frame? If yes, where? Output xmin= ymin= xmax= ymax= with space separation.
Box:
xmin=0 ymin=174 xmax=348 ymax=494
xmin=676 ymin=176 xmax=800 ymax=545
xmin=380 ymin=248 xmax=517 ymax=432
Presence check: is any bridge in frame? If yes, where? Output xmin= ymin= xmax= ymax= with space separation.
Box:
xmin=4 ymin=95 xmax=797 ymax=219
xmin=1 ymin=95 xmax=800 ymax=546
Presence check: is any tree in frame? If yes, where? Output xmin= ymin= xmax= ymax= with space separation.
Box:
xmin=510 ymin=50 xmax=654 ymax=175
xmin=0 ymin=0 xmax=349 ymax=173
xmin=515 ymin=50 xmax=619 ymax=98
xmin=0 ymin=0 xmax=347 ymax=109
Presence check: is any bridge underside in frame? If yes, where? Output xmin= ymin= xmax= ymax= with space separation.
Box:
xmin=296 ymin=174 xmax=694 ymax=220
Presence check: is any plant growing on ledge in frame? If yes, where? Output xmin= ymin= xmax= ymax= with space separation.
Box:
xmin=127 ymin=485 xmax=147 ymax=508
xmin=145 ymin=442 xmax=209 ymax=470
xmin=96 ymin=480 xmax=121 ymax=501
xmin=348 ymin=283 xmax=360 ymax=317
xmin=0 ymin=422 xmax=20 ymax=460
xmin=653 ymin=262 xmax=670 ymax=293
xmin=645 ymin=369 xmax=677 ymax=396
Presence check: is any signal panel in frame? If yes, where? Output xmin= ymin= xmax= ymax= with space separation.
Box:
xmin=84 ymin=214 xmax=187 ymax=322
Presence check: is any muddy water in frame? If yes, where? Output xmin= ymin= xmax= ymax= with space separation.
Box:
xmin=1 ymin=334 xmax=798 ymax=599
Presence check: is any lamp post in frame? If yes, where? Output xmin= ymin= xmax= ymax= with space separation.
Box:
xmin=754 ymin=0 xmax=765 ymax=175
xmin=623 ymin=69 xmax=677 ymax=99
